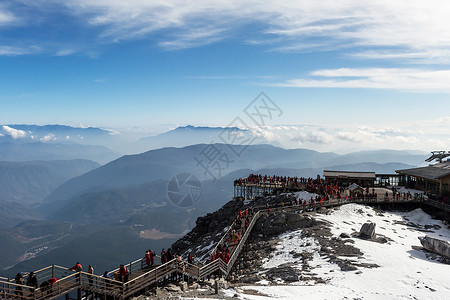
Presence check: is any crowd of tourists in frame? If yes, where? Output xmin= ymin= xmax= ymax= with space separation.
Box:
xmin=234 ymin=174 xmax=311 ymax=187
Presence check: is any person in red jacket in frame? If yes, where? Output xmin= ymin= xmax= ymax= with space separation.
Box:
xmin=223 ymin=251 xmax=230 ymax=263
xmin=69 ymin=262 xmax=82 ymax=272
xmin=161 ymin=249 xmax=167 ymax=263
xmin=145 ymin=251 xmax=151 ymax=267
xmin=69 ymin=262 xmax=82 ymax=282
xmin=118 ymin=265 xmax=128 ymax=283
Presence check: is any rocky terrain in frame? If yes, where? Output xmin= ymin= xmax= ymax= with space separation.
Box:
xmin=130 ymin=194 xmax=450 ymax=299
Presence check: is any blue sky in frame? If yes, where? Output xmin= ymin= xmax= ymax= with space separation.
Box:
xmin=1 ymin=1 xmax=450 ymax=151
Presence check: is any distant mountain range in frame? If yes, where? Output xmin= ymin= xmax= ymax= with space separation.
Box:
xmin=0 ymin=124 xmax=114 ymax=145
xmin=0 ymin=125 xmax=121 ymax=164
xmin=41 ymin=144 xmax=425 ymax=213
xmin=130 ymin=125 xmax=279 ymax=153
xmin=0 ymin=142 xmax=119 ymax=165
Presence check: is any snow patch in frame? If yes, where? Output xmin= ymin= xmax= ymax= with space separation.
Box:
xmin=238 ymin=203 xmax=450 ymax=299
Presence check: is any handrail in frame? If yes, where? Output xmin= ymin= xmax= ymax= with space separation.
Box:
xmin=423 ymin=198 xmax=450 ymax=211
xmin=226 ymin=210 xmax=264 ymax=274
xmin=210 ymin=224 xmax=235 ymax=258
xmin=126 ymin=258 xmax=176 ymax=284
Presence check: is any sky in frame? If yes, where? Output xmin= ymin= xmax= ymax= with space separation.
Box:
xmin=1 ymin=1 xmax=450 ymax=152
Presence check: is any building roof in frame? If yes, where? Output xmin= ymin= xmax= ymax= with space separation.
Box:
xmin=348 ymin=183 xmax=364 ymax=192
xmin=396 ymin=162 xmax=450 ymax=180
xmin=323 ymin=170 xmax=376 ymax=179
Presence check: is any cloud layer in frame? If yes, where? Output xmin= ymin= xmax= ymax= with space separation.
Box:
xmin=255 ymin=119 xmax=450 ymax=153
xmin=1 ymin=125 xmax=27 ymax=139
xmin=275 ymin=68 xmax=450 ymax=92
xmin=1 ymin=0 xmax=450 ymax=61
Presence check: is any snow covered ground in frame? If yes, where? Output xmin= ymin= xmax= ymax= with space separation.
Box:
xmin=225 ymin=204 xmax=450 ymax=300
xmin=292 ymin=191 xmax=319 ymax=202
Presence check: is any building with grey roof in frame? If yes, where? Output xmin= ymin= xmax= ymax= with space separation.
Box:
xmin=396 ymin=162 xmax=450 ymax=196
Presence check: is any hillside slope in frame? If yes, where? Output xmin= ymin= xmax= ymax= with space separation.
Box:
xmin=0 ymin=159 xmax=100 ymax=205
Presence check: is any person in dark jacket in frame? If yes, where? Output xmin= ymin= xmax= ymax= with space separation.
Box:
xmin=26 ymin=272 xmax=38 ymax=288
xmin=15 ymin=273 xmax=24 ymax=296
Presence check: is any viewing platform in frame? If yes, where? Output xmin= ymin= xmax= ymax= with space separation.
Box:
xmin=234 ymin=174 xmax=307 ymax=199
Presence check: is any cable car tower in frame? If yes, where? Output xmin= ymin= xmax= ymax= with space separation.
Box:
xmin=425 ymin=151 xmax=450 ymax=163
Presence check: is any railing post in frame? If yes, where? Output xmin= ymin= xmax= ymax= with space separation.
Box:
xmin=129 ymin=262 xmax=132 ymax=274
xmin=103 ymin=278 xmax=106 ymax=298
xmin=77 ymin=271 xmax=82 ymax=300
xmin=52 ymin=264 xmax=55 ymax=279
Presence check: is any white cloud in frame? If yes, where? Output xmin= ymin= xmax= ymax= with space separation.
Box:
xmin=0 ymin=5 xmax=17 ymax=26
xmin=40 ymin=133 xmax=55 ymax=142
xmin=55 ymin=49 xmax=76 ymax=56
xmin=292 ymin=131 xmax=332 ymax=145
xmin=248 ymin=119 xmax=450 ymax=153
xmin=48 ymin=0 xmax=450 ymax=61
xmin=0 ymin=45 xmax=42 ymax=56
xmin=1 ymin=0 xmax=450 ymax=63
xmin=2 ymin=125 xmax=27 ymax=139
xmin=275 ymin=68 xmax=450 ymax=93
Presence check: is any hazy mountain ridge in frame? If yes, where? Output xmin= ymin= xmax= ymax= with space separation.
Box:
xmin=0 ymin=142 xmax=120 ymax=164
xmin=1 ymin=124 xmax=113 ymax=144
xmin=0 ymin=201 xmax=42 ymax=229
xmin=42 ymin=144 xmax=423 ymax=212
xmin=0 ymin=159 xmax=100 ymax=205
xmin=132 ymin=125 xmax=270 ymax=153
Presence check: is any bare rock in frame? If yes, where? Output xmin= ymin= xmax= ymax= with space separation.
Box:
xmin=340 ymin=264 xmax=358 ymax=272
xmin=215 ymin=278 xmax=229 ymax=290
xmin=189 ymin=282 xmax=200 ymax=290
xmin=419 ymin=235 xmax=450 ymax=258
xmin=178 ymin=281 xmax=188 ymax=292
xmin=165 ymin=283 xmax=181 ymax=293
xmin=359 ymin=222 xmax=376 ymax=239
xmin=340 ymin=233 xmax=351 ymax=239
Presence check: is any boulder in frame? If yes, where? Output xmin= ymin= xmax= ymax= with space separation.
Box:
xmin=258 ymin=213 xmax=316 ymax=236
xmin=419 ymin=235 xmax=450 ymax=258
xmin=165 ymin=283 xmax=181 ymax=293
xmin=215 ymin=278 xmax=229 ymax=290
xmin=178 ymin=281 xmax=188 ymax=291
xmin=189 ymin=282 xmax=200 ymax=290
xmin=340 ymin=233 xmax=351 ymax=239
xmin=340 ymin=264 xmax=357 ymax=272
xmin=359 ymin=222 xmax=376 ymax=239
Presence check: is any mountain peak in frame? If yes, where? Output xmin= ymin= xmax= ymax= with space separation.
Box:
xmin=172 ymin=125 xmax=246 ymax=132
